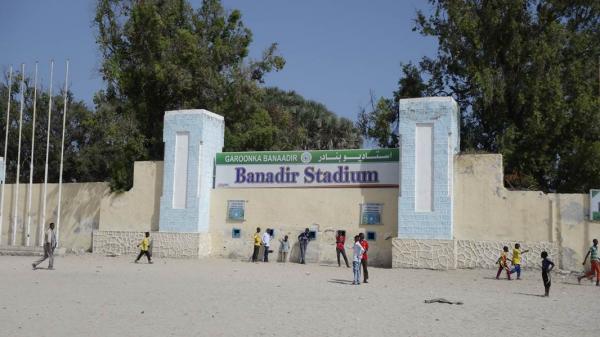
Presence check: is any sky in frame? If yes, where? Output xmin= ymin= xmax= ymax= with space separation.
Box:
xmin=0 ymin=0 xmax=437 ymax=121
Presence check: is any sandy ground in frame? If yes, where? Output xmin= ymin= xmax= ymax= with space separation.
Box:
xmin=1 ymin=255 xmax=599 ymax=337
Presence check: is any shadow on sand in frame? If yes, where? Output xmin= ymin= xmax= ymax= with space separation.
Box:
xmin=483 ymin=276 xmax=511 ymax=280
xmin=514 ymin=292 xmax=546 ymax=298
xmin=328 ymin=279 xmax=354 ymax=285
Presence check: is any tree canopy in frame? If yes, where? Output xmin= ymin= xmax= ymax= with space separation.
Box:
xmin=92 ymin=0 xmax=360 ymax=189
xmin=358 ymin=0 xmax=600 ymax=193
xmin=0 ymin=0 xmax=362 ymax=191
xmin=0 ymin=76 xmax=142 ymax=191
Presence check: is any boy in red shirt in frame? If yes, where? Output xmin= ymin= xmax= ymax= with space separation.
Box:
xmin=336 ymin=230 xmax=350 ymax=268
xmin=358 ymin=233 xmax=369 ymax=283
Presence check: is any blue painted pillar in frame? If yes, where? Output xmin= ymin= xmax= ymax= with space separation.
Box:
xmin=397 ymin=97 xmax=459 ymax=240
xmin=158 ymin=110 xmax=224 ymax=233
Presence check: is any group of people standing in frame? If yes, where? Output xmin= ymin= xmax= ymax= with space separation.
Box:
xmin=335 ymin=231 xmax=369 ymax=285
xmin=250 ymin=228 xmax=370 ymax=285
xmin=252 ymin=227 xmax=311 ymax=263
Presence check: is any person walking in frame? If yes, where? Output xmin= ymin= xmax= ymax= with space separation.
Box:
xmin=495 ymin=246 xmax=512 ymax=280
xmin=358 ymin=233 xmax=369 ymax=283
xmin=298 ymin=228 xmax=310 ymax=264
xmin=509 ymin=243 xmax=529 ymax=280
xmin=252 ymin=227 xmax=262 ymax=262
xmin=32 ymin=222 xmax=57 ymax=270
xmin=336 ymin=230 xmax=350 ymax=268
xmin=134 ymin=232 xmax=153 ymax=264
xmin=578 ymin=238 xmax=600 ymax=286
xmin=352 ymin=235 xmax=365 ymax=285
xmin=262 ymin=228 xmax=272 ymax=262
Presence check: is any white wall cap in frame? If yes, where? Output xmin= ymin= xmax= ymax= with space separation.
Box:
xmin=165 ymin=109 xmax=224 ymax=121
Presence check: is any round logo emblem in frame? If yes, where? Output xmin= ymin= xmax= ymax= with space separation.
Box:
xmin=300 ymin=151 xmax=312 ymax=164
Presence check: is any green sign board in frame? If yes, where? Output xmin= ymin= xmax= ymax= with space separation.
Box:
xmin=216 ymin=149 xmax=399 ymax=165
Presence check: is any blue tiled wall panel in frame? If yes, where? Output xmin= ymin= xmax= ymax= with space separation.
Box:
xmin=159 ymin=110 xmax=224 ymax=233
xmin=397 ymin=97 xmax=459 ymax=240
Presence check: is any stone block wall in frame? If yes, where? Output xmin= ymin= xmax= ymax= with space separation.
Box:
xmin=392 ymin=239 xmax=455 ymax=269
xmin=392 ymin=238 xmax=558 ymax=270
xmin=456 ymin=240 xmax=559 ymax=269
xmin=92 ymin=231 xmax=211 ymax=258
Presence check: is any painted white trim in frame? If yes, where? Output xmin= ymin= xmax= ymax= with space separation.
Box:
xmin=172 ymin=131 xmax=189 ymax=209
xmin=415 ymin=123 xmax=433 ymax=212
xmin=164 ymin=109 xmax=224 ymax=121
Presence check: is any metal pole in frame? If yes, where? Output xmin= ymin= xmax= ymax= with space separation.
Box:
xmin=25 ymin=63 xmax=38 ymax=246
xmin=0 ymin=66 xmax=12 ymax=246
xmin=40 ymin=61 xmax=53 ymax=246
xmin=12 ymin=64 xmax=25 ymax=246
xmin=56 ymin=60 xmax=69 ymax=246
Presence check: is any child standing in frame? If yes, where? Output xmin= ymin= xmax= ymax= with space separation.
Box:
xmin=262 ymin=229 xmax=272 ymax=262
xmin=279 ymin=235 xmax=290 ymax=262
xmin=510 ymin=243 xmax=529 ymax=279
xmin=352 ymin=235 xmax=365 ymax=285
xmin=541 ymin=251 xmax=555 ymax=297
xmin=135 ymin=232 xmax=153 ymax=264
xmin=496 ymin=246 xmax=511 ymax=280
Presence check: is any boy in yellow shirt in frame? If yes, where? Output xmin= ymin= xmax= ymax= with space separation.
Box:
xmin=509 ymin=243 xmax=529 ymax=279
xmin=135 ymin=232 xmax=153 ymax=264
xmin=496 ymin=246 xmax=511 ymax=280
xmin=252 ymin=227 xmax=262 ymax=262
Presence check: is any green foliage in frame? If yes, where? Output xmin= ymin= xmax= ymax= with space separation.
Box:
xmin=0 ymin=75 xmax=142 ymax=189
xmin=357 ymin=62 xmax=426 ymax=148
xmin=261 ymin=87 xmax=361 ymax=150
xmin=94 ymin=0 xmax=285 ymax=159
xmin=361 ymin=1 xmax=600 ymax=193
xmin=93 ymin=0 xmax=361 ymax=190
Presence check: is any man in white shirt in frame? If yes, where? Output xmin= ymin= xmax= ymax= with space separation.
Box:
xmin=352 ymin=235 xmax=365 ymax=285
xmin=32 ymin=222 xmax=57 ymax=270
xmin=262 ymin=229 xmax=272 ymax=262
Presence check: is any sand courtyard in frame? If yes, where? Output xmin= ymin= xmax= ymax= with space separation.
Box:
xmin=1 ymin=255 xmax=598 ymax=337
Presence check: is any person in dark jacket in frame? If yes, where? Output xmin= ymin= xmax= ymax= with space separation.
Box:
xmin=298 ymin=228 xmax=310 ymax=264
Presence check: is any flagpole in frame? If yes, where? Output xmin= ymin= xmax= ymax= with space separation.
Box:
xmin=0 ymin=66 xmax=12 ymax=246
xmin=56 ymin=60 xmax=69 ymax=246
xmin=12 ymin=64 xmax=25 ymax=246
xmin=40 ymin=61 xmax=53 ymax=246
xmin=25 ymin=63 xmax=38 ymax=246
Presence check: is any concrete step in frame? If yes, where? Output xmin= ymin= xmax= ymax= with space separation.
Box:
xmin=0 ymin=246 xmax=66 ymax=256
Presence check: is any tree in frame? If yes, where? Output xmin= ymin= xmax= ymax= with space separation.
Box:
xmin=260 ymin=87 xmax=361 ymax=150
xmin=94 ymin=0 xmax=285 ymax=159
xmin=361 ymin=1 xmax=600 ymax=192
xmin=94 ymin=0 xmax=363 ymax=190
xmin=0 ymin=74 xmax=140 ymax=190
xmin=357 ymin=62 xmax=426 ymax=148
